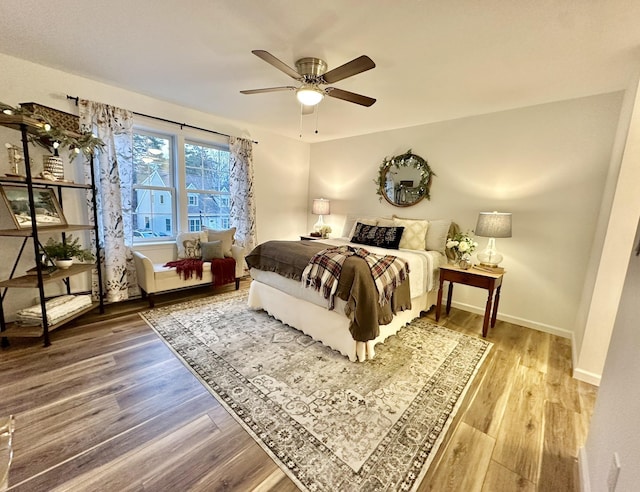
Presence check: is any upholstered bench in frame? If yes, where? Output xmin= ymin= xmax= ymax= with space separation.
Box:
xmin=133 ymin=228 xmax=245 ymax=307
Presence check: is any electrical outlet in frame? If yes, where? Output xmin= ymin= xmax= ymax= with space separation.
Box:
xmin=607 ymin=452 xmax=621 ymax=492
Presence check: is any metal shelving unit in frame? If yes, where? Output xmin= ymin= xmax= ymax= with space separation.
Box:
xmin=0 ymin=113 xmax=104 ymax=346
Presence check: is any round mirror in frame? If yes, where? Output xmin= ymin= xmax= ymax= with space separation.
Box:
xmin=376 ymin=150 xmax=434 ymax=207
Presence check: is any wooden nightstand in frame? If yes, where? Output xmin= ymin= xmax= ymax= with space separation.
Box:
xmin=435 ymin=265 xmax=505 ymax=337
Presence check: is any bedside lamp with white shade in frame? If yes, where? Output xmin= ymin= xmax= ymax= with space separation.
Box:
xmin=312 ymin=198 xmax=330 ymax=232
xmin=475 ymin=211 xmax=512 ymax=267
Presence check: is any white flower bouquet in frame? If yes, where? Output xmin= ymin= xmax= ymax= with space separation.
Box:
xmin=319 ymin=225 xmax=332 ymax=238
xmin=446 ymin=231 xmax=478 ymax=264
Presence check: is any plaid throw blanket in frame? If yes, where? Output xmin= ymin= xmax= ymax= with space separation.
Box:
xmin=358 ymin=248 xmax=410 ymax=307
xmin=302 ymin=245 xmax=409 ymax=309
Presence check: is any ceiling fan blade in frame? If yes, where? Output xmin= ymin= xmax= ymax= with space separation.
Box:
xmin=322 ymin=55 xmax=375 ymax=84
xmin=252 ymin=50 xmax=301 ymax=80
xmin=240 ymin=86 xmax=297 ymax=94
xmin=326 ymin=87 xmax=376 ymax=107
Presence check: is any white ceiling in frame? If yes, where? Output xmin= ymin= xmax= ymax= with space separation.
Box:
xmin=1 ymin=0 xmax=639 ymax=143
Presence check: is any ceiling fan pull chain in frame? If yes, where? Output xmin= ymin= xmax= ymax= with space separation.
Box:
xmin=315 ymin=104 xmax=320 ymax=134
xmin=299 ymin=105 xmax=304 ymax=138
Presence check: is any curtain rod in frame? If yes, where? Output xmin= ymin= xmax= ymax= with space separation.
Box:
xmin=66 ymin=95 xmax=258 ymax=144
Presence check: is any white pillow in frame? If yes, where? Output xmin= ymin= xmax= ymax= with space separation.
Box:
xmin=393 ymin=217 xmax=429 ymax=250
xmin=376 ymin=217 xmax=396 ymax=227
xmin=425 ymin=219 xmax=452 ymax=254
xmin=204 ymin=227 xmax=236 ymax=257
xmin=176 ymin=231 xmax=208 ymax=259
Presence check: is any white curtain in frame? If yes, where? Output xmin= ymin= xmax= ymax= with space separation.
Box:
xmin=79 ymin=100 xmax=138 ymax=302
xmin=229 ymin=137 xmax=257 ymax=253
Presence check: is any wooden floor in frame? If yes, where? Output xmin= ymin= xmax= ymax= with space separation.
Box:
xmin=0 ymin=280 xmax=597 ymax=491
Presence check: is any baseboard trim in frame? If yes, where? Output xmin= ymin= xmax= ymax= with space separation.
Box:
xmin=569 ymin=332 xmax=602 ymax=386
xmin=438 ymin=302 xmax=602 ymax=382
xmin=572 ymin=367 xmax=602 ymax=386
xmin=578 ymin=446 xmax=591 ymax=492
xmin=572 ymin=331 xmax=579 ymax=378
xmin=449 ymin=301 xmax=573 ymax=339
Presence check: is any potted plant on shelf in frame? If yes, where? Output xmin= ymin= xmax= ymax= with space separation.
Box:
xmin=43 ymin=235 xmax=95 ymax=269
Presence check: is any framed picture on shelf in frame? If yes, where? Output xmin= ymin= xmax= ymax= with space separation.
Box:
xmin=0 ymin=185 xmax=67 ymax=229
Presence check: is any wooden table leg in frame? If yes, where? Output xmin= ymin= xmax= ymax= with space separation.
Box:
xmin=482 ymin=288 xmax=495 ymax=337
xmin=491 ymin=285 xmax=502 ymax=328
xmin=446 ymin=282 xmax=453 ymax=315
xmin=436 ymin=278 xmax=444 ymax=321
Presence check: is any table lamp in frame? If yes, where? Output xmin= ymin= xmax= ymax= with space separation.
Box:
xmin=312 ymin=198 xmax=330 ymax=232
xmin=475 ymin=211 xmax=512 ymax=267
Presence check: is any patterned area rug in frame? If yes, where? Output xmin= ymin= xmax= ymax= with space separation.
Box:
xmin=140 ymin=290 xmax=491 ymax=491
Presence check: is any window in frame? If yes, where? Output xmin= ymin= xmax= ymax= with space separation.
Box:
xmin=132 ymin=131 xmax=174 ymax=240
xmin=184 ymin=140 xmax=230 ymax=231
xmin=132 ymin=129 xmax=230 ymax=241
xmin=188 ymin=218 xmax=201 ymax=232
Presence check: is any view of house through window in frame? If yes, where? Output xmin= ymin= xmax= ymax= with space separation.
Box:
xmin=185 ymin=141 xmax=230 ymax=231
xmin=132 ymin=131 xmax=230 ymax=241
xmin=132 ymin=132 xmax=174 ymax=240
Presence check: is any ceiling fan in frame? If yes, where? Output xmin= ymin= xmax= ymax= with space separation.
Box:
xmin=240 ymin=50 xmax=376 ymax=110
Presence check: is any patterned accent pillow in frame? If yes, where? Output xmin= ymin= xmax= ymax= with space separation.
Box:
xmin=345 ymin=217 xmax=378 ymax=239
xmin=176 ymin=231 xmax=208 ymax=259
xmin=350 ymin=223 xmax=404 ymax=250
xmin=393 ymin=218 xmax=429 ymax=250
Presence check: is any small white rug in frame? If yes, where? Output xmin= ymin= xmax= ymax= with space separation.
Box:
xmin=141 ymin=290 xmax=491 ymax=491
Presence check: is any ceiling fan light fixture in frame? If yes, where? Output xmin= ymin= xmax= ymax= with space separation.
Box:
xmin=296 ymin=86 xmax=324 ymax=106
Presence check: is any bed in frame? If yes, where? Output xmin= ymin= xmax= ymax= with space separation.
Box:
xmin=246 ymin=217 xmax=455 ymax=362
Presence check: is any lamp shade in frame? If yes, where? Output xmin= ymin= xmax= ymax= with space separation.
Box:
xmin=296 ymin=87 xmax=324 ymax=106
xmin=475 ymin=212 xmax=512 ymax=238
xmin=312 ymin=198 xmax=330 ymax=216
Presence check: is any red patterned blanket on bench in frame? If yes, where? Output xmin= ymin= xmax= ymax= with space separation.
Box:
xmin=164 ymin=258 xmax=236 ymax=287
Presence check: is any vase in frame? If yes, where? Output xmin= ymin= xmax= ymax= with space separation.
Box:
xmin=459 ymin=254 xmax=473 ymax=270
xmin=453 ymin=252 xmax=473 ymax=269
xmin=44 ymin=155 xmax=64 ymax=180
xmin=54 ymin=259 xmax=73 ymax=269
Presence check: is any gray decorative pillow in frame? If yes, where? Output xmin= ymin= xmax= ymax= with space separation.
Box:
xmin=201 ymin=240 xmax=224 ymax=261
xmin=425 ymin=219 xmax=452 ymax=254
xmin=204 ymin=227 xmax=236 ymax=257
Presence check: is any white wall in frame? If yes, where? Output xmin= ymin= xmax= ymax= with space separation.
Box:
xmin=309 ymin=93 xmax=623 ymax=337
xmin=0 ymin=53 xmax=310 ymax=316
xmin=574 ymin=71 xmax=640 ymax=385
xmin=581 ymin=217 xmax=640 ymax=492
xmin=571 ymin=74 xmax=638 ymax=377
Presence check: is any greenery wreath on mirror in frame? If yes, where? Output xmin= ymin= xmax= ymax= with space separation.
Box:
xmin=375 ymin=149 xmax=435 ymax=205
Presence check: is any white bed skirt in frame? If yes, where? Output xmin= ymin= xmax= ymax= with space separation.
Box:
xmin=247 ymin=279 xmax=437 ymax=362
